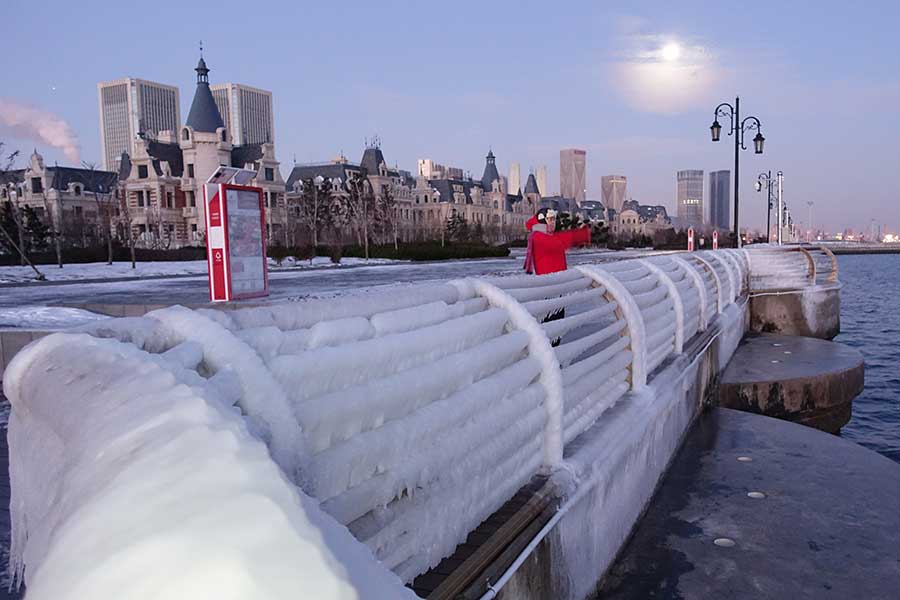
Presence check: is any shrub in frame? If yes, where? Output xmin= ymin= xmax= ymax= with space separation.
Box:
xmin=267 ymin=245 xmax=292 ymax=265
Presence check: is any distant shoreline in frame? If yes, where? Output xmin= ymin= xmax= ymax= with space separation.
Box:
xmin=827 ymin=247 xmax=900 ymax=255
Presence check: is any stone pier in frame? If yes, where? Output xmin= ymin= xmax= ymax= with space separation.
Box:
xmin=717 ymin=333 xmax=864 ymax=433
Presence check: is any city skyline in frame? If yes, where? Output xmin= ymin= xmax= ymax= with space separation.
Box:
xmin=2 ymin=0 xmax=899 ymax=232
xmin=560 ymin=148 xmax=587 ymax=205
xmin=676 ymin=170 xmax=704 ymax=226
xmin=709 ymin=170 xmax=730 ymax=230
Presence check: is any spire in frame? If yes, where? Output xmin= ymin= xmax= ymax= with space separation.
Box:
xmin=196 ymin=40 xmax=208 ymax=83
xmin=195 ymin=57 xmax=209 ymax=83
xmin=185 ymin=52 xmax=224 ymax=133
xmin=481 ymin=148 xmax=500 ymax=191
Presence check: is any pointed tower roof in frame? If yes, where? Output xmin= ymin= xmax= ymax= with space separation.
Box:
xmin=524 ymin=172 xmax=540 ymax=195
xmin=185 ymin=55 xmax=224 ymax=133
xmin=360 ymin=146 xmax=387 ymax=175
xmin=481 ymin=149 xmax=500 ymax=190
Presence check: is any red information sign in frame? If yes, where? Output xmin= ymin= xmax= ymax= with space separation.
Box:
xmin=712 ymin=230 xmax=719 ymax=250
xmin=204 ymin=169 xmax=269 ymax=302
xmin=687 ymin=227 xmax=695 ymax=252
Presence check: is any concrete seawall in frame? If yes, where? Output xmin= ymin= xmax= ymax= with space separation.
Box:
xmin=491 ymin=303 xmax=748 ymax=600
xmin=749 ymin=283 xmax=841 ymax=340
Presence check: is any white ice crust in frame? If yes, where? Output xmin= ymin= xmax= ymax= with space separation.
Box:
xmin=0 ymin=248 xmax=806 ymax=597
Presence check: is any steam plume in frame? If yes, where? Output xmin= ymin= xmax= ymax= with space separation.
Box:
xmin=0 ymin=98 xmax=81 ymax=163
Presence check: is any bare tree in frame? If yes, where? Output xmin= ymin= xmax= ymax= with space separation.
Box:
xmin=0 ymin=144 xmax=27 ymax=265
xmin=116 ymin=183 xmax=138 ymax=268
xmin=324 ymin=186 xmax=352 ymax=259
xmin=345 ymin=174 xmax=373 ymax=259
xmin=296 ymin=176 xmax=333 ymax=253
xmin=376 ymin=184 xmax=399 ymax=250
xmin=83 ymin=161 xmax=117 ymax=264
xmin=36 ymin=189 xmax=63 ymax=268
xmin=0 ymin=142 xmax=45 ymax=279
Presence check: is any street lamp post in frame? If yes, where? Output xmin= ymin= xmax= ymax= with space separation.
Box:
xmin=776 ymin=171 xmax=784 ymax=244
xmin=710 ymin=96 xmax=765 ymax=248
xmin=755 ymin=171 xmax=777 ymax=243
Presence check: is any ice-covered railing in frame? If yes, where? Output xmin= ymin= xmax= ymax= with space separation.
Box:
xmin=747 ymin=244 xmax=838 ymax=291
xmin=806 ymin=245 xmax=839 ymax=284
xmin=4 ymin=248 xmax=759 ymax=594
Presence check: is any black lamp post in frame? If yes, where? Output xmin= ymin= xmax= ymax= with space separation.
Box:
xmin=755 ymin=171 xmax=776 ymax=243
xmin=710 ymin=97 xmax=765 ymax=248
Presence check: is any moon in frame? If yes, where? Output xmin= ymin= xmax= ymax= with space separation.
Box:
xmin=661 ymin=43 xmax=681 ymax=62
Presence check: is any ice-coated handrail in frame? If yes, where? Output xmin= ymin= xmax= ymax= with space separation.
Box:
xmin=746 ymin=244 xmax=832 ymax=292
xmin=574 ymin=264 xmax=648 ymax=389
xmin=670 ymin=255 xmax=709 ymax=331
xmin=640 ymin=259 xmax=685 ymax=353
xmin=2 ymin=246 xmax=826 ymax=594
xmin=470 ymin=279 xmax=565 ymax=468
xmin=689 ymin=254 xmax=725 ymax=313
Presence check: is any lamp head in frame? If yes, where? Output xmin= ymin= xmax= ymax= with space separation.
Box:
xmin=753 ymin=132 xmax=765 ymax=154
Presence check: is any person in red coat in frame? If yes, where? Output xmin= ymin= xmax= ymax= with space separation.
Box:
xmin=524 ymin=208 xmax=591 ymax=275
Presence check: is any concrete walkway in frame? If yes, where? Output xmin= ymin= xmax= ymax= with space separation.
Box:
xmin=599 ymin=408 xmax=900 ymax=599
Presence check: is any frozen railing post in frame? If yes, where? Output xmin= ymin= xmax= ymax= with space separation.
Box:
xmin=690 ymin=255 xmax=725 ymax=313
xmin=468 ymin=279 xmax=565 ymax=469
xmin=701 ymin=252 xmax=737 ymax=303
xmin=574 ymin=265 xmax=647 ymax=390
xmin=796 ymin=246 xmax=818 ymax=284
xmin=818 ymin=245 xmax=839 ymax=282
xmin=639 ymin=259 xmax=685 ymax=354
xmin=671 ymin=255 xmax=709 ymax=331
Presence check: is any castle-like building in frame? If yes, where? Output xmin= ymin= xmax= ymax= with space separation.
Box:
xmin=285 ymin=148 xmax=540 ymax=244
xmin=115 ymin=56 xmax=285 ymax=248
xmin=112 ymin=55 xmax=543 ymax=247
xmin=6 ymin=56 xmax=588 ymax=251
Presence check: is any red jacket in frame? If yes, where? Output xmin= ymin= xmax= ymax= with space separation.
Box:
xmin=524 ymin=216 xmax=591 ymax=275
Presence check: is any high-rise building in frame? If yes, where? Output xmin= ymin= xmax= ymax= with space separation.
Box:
xmin=509 ymin=163 xmax=521 ymax=195
xmin=601 ymin=175 xmax=628 ymax=214
xmin=560 ymin=148 xmax=587 ymax=204
xmin=536 ymin=166 xmax=548 ymax=197
xmin=417 ymin=159 xmax=463 ymax=179
xmin=210 ymin=83 xmax=274 ymax=146
xmin=709 ymin=170 xmax=730 ymax=229
xmin=676 ymin=170 xmax=704 ymax=225
xmin=97 ymin=78 xmax=180 ymax=171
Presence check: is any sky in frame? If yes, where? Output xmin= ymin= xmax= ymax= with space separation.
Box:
xmin=2 ymin=0 xmax=899 ymax=234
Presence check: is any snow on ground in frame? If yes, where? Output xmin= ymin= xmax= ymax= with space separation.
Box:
xmin=0 ymin=258 xmax=405 ymax=284
xmin=0 ymin=261 xmax=209 ymax=283
xmin=0 ymin=306 xmax=109 ymax=330
xmin=268 ymin=256 xmax=403 ymax=269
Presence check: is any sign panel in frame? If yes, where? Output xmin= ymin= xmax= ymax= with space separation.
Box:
xmin=712 ymin=230 xmax=719 ymax=250
xmin=224 ymin=185 xmax=267 ymax=299
xmin=687 ymin=227 xmax=695 ymax=252
xmin=205 ymin=183 xmax=228 ymax=301
xmin=203 ymin=168 xmax=268 ymax=302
